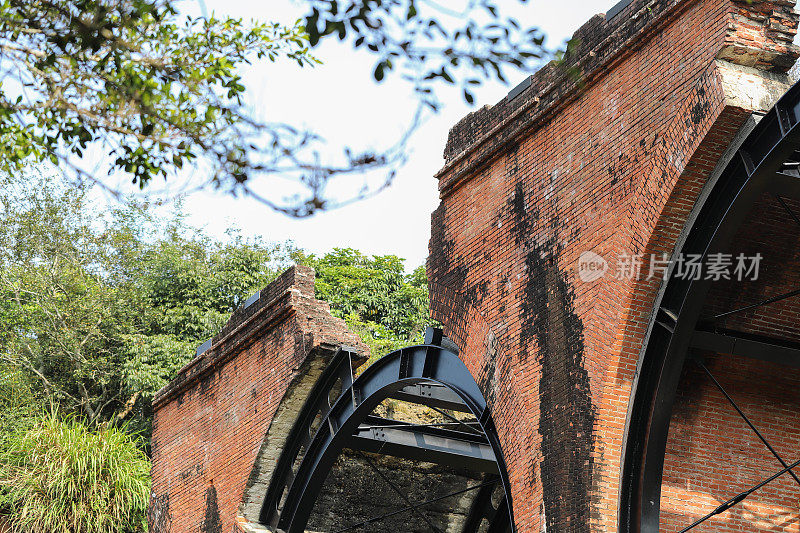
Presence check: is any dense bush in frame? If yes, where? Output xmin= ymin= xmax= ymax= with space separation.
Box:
xmin=0 ymin=415 xmax=150 ymax=533
xmin=0 ymin=175 xmax=294 ymax=438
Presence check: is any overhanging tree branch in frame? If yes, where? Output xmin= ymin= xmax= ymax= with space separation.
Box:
xmin=0 ymin=0 xmax=551 ymax=216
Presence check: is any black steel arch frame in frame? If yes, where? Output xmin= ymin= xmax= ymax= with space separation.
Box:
xmin=619 ymin=79 xmax=800 ymax=532
xmin=259 ymin=329 xmax=515 ymax=532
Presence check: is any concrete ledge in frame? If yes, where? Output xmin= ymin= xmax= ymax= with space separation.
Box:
xmin=716 ymin=59 xmax=792 ymax=112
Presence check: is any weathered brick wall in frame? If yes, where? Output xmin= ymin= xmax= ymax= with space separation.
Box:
xmin=148 ymin=266 xmax=367 ymax=533
xmin=150 ymin=1 xmax=800 ymax=531
xmin=427 ymin=1 xmax=799 ymax=532
xmin=655 ymin=188 xmax=800 ymax=531
xmin=661 ymin=354 xmax=800 ymax=532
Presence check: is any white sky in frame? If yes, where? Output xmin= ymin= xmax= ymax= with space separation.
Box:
xmin=147 ymin=1 xmax=616 ymax=269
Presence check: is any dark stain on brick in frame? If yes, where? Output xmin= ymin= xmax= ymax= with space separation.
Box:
xmin=197 ymin=367 xmax=218 ymax=397
xmin=608 ymin=165 xmax=620 ymax=186
xmin=689 ymin=88 xmax=709 ymax=126
xmin=479 ymin=331 xmax=499 ymax=408
xmin=509 ymin=182 xmax=528 ymax=245
xmin=201 ymin=484 xmax=222 ymax=533
xmin=469 ymin=279 xmax=490 ymax=307
xmin=429 ymin=201 xmax=492 ymax=312
xmin=148 ymin=493 xmax=172 ymax=533
xmin=429 ymin=203 xmax=467 ymax=293
xmin=522 ymin=232 xmax=597 ymax=532
xmin=179 ymin=463 xmax=203 ymax=481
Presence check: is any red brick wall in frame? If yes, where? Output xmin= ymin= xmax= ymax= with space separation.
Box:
xmin=656 ymin=189 xmax=800 ymax=532
xmin=148 ymin=266 xmax=366 ymax=533
xmin=427 ymin=0 xmax=799 ymax=531
xmin=661 ymin=354 xmax=800 ymax=532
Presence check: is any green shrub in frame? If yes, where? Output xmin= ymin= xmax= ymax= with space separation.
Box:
xmin=0 ymin=415 xmax=150 ymax=533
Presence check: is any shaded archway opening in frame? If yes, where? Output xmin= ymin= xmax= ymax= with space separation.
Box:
xmin=620 ymin=80 xmax=800 ymax=532
xmin=255 ymin=328 xmax=514 ymax=533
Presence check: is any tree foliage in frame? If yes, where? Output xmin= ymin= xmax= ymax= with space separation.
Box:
xmin=304 ymin=0 xmax=546 ymax=107
xmin=298 ymin=248 xmax=431 ymax=364
xmin=0 ymin=0 xmax=321 ymax=213
xmin=0 ymin=415 xmax=150 ymax=533
xmin=0 ymin=172 xmax=294 ymax=435
xmin=0 ymin=174 xmax=437 ymax=442
xmin=0 ymin=0 xmax=549 ymax=216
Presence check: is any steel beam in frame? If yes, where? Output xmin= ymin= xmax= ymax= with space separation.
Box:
xmin=348 ymin=416 xmax=498 ymax=473
xmin=690 ymin=329 xmax=800 ymax=368
xmin=390 ymin=383 xmax=473 ymax=412
xmin=267 ymin=338 xmax=515 ymax=533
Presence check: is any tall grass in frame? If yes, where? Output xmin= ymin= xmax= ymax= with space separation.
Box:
xmin=0 ymin=415 xmax=150 ymax=533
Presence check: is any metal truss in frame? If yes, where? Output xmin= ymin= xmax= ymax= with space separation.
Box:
xmin=620 ymin=79 xmax=800 ymax=532
xmin=259 ymin=328 xmax=514 ymax=533
xmin=350 ymin=415 xmax=499 ymax=473
xmin=461 ymin=474 xmax=511 ymax=533
xmin=676 ymin=358 xmax=800 ymax=532
xmin=330 ymin=478 xmax=502 ymax=533
xmin=690 ymin=328 xmax=800 ymax=368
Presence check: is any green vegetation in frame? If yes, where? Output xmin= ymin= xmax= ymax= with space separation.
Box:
xmin=0 ymin=2 xmax=317 ymax=209
xmin=298 ymin=248 xmax=431 ymax=366
xmin=0 ymin=174 xmax=432 ymax=529
xmin=0 ymin=173 xmax=294 ymax=439
xmin=0 ymin=1 xmax=549 ymax=216
xmin=0 ymin=415 xmax=150 ymax=533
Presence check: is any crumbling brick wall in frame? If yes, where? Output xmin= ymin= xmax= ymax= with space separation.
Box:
xmin=148 ymin=266 xmax=367 ymax=533
xmin=427 ymin=0 xmax=799 ymax=531
xmin=150 ymin=1 xmax=800 ymax=531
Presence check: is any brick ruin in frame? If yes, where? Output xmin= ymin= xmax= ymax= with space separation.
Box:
xmin=149 ymin=266 xmax=365 ymax=531
xmin=148 ymin=267 xmax=489 ymax=532
xmin=150 ymin=1 xmax=800 ymax=532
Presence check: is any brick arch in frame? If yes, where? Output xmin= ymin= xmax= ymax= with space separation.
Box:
xmin=427 ymin=1 xmax=799 ymax=529
xmin=615 ymin=77 xmax=800 ymax=532
xmin=427 ymin=280 xmax=533 ymax=527
xmin=428 ymin=281 xmax=495 ymax=389
xmin=148 ymin=267 xmax=368 ymax=533
xmin=236 ymin=349 xmax=343 ymax=532
xmin=587 ymin=71 xmax=752 ymax=530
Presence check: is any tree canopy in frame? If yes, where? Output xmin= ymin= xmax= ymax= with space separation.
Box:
xmin=0 ymin=172 xmax=295 ymax=436
xmin=298 ymin=248 xmax=431 ymax=365
xmin=0 ymin=172 xmax=432 ymax=436
xmin=0 ymin=0 xmax=549 ymax=216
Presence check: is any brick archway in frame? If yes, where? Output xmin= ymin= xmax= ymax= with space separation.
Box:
xmin=621 ymin=80 xmax=800 ymax=533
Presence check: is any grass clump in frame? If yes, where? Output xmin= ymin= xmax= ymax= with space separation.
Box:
xmin=0 ymin=415 xmax=150 ymax=533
